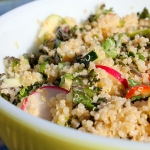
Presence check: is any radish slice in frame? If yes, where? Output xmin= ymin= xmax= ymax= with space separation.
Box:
xmin=96 ymin=65 xmax=129 ymax=88
xmin=21 ymin=86 xmax=68 ymax=120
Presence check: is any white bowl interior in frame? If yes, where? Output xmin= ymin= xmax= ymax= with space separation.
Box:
xmin=0 ymin=0 xmax=150 ymax=149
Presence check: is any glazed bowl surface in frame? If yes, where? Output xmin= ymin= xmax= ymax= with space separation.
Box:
xmin=0 ymin=0 xmax=150 ymax=150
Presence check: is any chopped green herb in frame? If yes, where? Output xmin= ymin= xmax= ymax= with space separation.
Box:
xmin=128 ymin=78 xmax=139 ymax=87
xmin=97 ymin=97 xmax=107 ymax=102
xmin=116 ymin=34 xmax=124 ymax=48
xmin=18 ymin=82 xmax=44 ymax=100
xmin=100 ymin=4 xmax=113 ymax=15
xmin=103 ymin=8 xmax=113 ymax=15
xmin=88 ymin=15 xmax=99 ymax=22
xmin=102 ymin=38 xmax=117 ymax=58
xmin=18 ymin=87 xmax=28 ymax=99
xmin=137 ymin=52 xmax=145 ymax=61
xmin=60 ymin=73 xmax=73 ymax=86
xmin=73 ymin=88 xmax=95 ymax=110
xmin=84 ymin=88 xmax=95 ymax=97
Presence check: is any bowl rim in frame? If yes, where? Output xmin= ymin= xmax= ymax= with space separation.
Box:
xmin=0 ymin=0 xmax=150 ymax=149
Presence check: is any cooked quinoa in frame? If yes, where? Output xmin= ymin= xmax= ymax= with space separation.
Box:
xmin=1 ymin=4 xmax=150 ymax=142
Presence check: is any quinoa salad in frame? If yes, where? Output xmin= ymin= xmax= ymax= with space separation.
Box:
xmin=1 ymin=4 xmax=150 ymax=142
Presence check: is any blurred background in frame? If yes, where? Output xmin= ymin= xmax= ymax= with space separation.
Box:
xmin=0 ymin=1 xmax=35 ymax=150
xmin=0 ymin=0 xmax=34 ymax=15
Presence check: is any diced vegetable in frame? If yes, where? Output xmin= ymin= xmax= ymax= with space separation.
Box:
xmin=137 ymin=52 xmax=145 ymax=61
xmin=126 ymin=85 xmax=150 ymax=102
xmin=38 ymin=14 xmax=62 ymax=41
xmin=128 ymin=78 xmax=139 ymax=87
xmin=63 ymin=17 xmax=77 ymax=28
xmin=96 ymin=65 xmax=129 ymax=88
xmin=73 ymin=87 xmax=95 ymax=110
xmin=3 ymin=78 xmax=22 ymax=87
xmin=60 ymin=73 xmax=73 ymax=90
xmin=39 ymin=62 xmax=48 ymax=73
xmin=79 ymin=50 xmax=98 ymax=68
xmin=102 ymin=38 xmax=118 ymax=58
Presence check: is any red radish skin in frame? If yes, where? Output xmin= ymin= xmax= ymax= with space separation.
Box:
xmin=21 ymin=86 xmax=68 ymax=120
xmin=96 ymin=65 xmax=129 ymax=88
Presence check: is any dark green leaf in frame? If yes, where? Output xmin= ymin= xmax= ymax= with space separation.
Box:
xmin=128 ymin=52 xmax=135 ymax=57
xmin=53 ymin=39 xmax=61 ymax=49
xmin=80 ymin=50 xmax=98 ymax=68
xmin=73 ymin=88 xmax=95 ymax=110
xmin=88 ymin=15 xmax=99 ymax=22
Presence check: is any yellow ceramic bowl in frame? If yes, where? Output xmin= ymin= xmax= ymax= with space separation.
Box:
xmin=0 ymin=0 xmax=150 ymax=149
